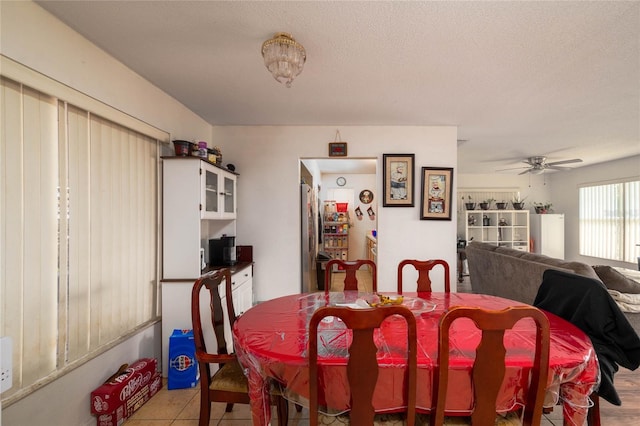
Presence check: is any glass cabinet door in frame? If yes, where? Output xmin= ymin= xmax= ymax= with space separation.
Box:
xmin=223 ymin=176 xmax=235 ymax=214
xmin=204 ymin=168 xmax=219 ymax=215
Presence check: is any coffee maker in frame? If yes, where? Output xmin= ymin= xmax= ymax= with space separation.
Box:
xmin=209 ymin=235 xmax=237 ymax=266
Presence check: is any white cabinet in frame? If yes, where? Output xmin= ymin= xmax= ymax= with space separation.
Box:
xmin=162 ymin=157 xmax=238 ymax=279
xmin=465 ymin=210 xmax=530 ymax=251
xmin=201 ymin=161 xmax=237 ymax=220
xmin=530 ymin=214 xmax=565 ymax=259
xmin=161 ymin=156 xmax=248 ymax=376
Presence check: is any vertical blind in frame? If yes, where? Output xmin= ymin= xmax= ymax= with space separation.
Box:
xmin=1 ymin=76 xmax=161 ymax=403
xmin=579 ymin=180 xmax=640 ymax=263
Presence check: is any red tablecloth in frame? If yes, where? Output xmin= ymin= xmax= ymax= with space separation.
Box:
xmin=233 ymin=292 xmax=599 ymax=426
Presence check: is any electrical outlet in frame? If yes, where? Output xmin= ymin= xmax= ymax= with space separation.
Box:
xmin=1 ymin=336 xmax=12 ymax=392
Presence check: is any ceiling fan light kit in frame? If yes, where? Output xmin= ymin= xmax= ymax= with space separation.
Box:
xmin=261 ymin=32 xmax=306 ymax=88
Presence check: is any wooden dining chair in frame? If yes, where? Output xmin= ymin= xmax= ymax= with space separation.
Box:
xmin=430 ymin=306 xmax=550 ymax=426
xmin=397 ymin=259 xmax=451 ymax=293
xmin=191 ymin=269 xmax=289 ymax=426
xmin=309 ymin=305 xmax=417 ymax=426
xmin=324 ymin=259 xmax=377 ymax=293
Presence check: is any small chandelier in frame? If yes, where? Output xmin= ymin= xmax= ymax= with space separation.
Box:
xmin=261 ymin=32 xmax=306 ymax=88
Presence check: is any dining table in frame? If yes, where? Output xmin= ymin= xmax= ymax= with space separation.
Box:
xmin=233 ymin=291 xmax=600 ymax=426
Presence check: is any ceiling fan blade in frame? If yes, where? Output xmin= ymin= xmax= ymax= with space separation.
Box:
xmin=518 ymin=169 xmax=532 ymax=175
xmin=496 ymin=166 xmax=530 ymax=172
xmin=546 ymin=158 xmax=583 ymax=166
xmin=547 ymin=165 xmax=572 ymax=171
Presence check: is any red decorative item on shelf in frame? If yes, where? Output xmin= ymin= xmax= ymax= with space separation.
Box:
xmin=172 ymin=140 xmax=191 ymax=156
xmin=336 ymin=202 xmax=348 ymax=212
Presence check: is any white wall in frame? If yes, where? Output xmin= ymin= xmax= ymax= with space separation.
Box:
xmin=548 ymin=155 xmax=640 ymax=269
xmin=1 ymin=3 xmax=212 ymax=425
xmin=0 ymin=1 xmax=211 ymax=142
xmin=457 ymin=173 xmax=553 ymax=211
xmin=214 ymin=126 xmax=459 ymax=300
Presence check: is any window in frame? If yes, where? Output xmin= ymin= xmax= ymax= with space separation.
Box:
xmin=1 ymin=74 xmax=164 ymax=404
xmin=579 ymin=179 xmax=640 ymax=263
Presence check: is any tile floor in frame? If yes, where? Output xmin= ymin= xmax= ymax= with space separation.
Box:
xmin=125 ymin=273 xmax=638 ymax=425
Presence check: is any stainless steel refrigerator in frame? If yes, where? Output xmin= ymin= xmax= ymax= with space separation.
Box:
xmin=301 ymin=184 xmax=318 ymax=292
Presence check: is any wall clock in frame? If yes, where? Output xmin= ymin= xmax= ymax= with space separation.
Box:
xmin=336 ymin=177 xmax=346 ymax=187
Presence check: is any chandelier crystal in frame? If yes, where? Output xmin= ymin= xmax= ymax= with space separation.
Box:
xmin=261 ymin=32 xmax=306 ymax=88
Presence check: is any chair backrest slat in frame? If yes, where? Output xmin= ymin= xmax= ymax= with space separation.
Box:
xmin=324 ymin=259 xmax=377 ymax=293
xmin=191 ymin=269 xmax=235 ymax=358
xmin=309 ymin=305 xmax=417 ymax=426
xmin=397 ymin=259 xmax=450 ymax=293
xmin=431 ymin=306 xmax=550 ymax=426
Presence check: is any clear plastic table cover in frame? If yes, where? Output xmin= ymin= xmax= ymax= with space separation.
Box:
xmin=233 ymin=292 xmax=599 ymax=426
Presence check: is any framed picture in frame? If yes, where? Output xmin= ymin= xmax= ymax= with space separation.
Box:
xmin=383 ymin=154 xmax=414 ymax=207
xmin=359 ymin=189 xmax=374 ymax=204
xmin=328 ymin=142 xmax=348 ymax=157
xmin=420 ymin=167 xmax=453 ymax=220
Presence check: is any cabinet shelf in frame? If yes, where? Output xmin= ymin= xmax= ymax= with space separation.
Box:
xmin=465 ymin=209 xmax=530 ymax=251
xmin=323 ymin=201 xmax=349 ymax=261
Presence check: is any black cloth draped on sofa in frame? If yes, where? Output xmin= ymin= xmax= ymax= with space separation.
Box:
xmin=533 ymin=269 xmax=640 ymax=405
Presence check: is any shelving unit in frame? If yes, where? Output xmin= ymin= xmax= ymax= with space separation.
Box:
xmin=465 ymin=209 xmax=530 ymax=251
xmin=160 ymin=156 xmax=248 ymax=376
xmin=322 ymin=200 xmax=350 ymax=260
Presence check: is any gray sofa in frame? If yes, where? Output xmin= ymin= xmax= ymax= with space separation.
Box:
xmin=465 ymin=241 xmax=640 ymax=336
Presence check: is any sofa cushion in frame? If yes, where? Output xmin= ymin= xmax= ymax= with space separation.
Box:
xmin=593 ymin=265 xmax=640 ymax=294
xmin=517 ymin=253 xmax=600 ymax=281
xmin=563 ymin=261 xmax=601 ymax=281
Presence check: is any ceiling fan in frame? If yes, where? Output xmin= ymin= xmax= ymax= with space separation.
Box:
xmin=497 ymin=156 xmax=583 ymax=175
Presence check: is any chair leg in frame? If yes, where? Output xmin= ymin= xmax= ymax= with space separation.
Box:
xmin=199 ymin=397 xmax=211 ymax=426
xmin=276 ymin=396 xmax=289 ymax=426
xmin=225 ymin=402 xmax=234 ymax=412
xmin=587 ymin=393 xmax=601 ymax=426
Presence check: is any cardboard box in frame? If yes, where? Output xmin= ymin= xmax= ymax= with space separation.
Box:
xmin=168 ymin=329 xmax=199 ymax=389
xmin=91 ymin=358 xmax=159 ymax=415
xmin=95 ymin=372 xmax=162 ymax=426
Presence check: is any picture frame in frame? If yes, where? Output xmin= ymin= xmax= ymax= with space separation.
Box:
xmin=359 ymin=189 xmax=374 ymax=204
xmin=328 ymin=142 xmax=348 ymax=157
xmin=420 ymin=167 xmax=453 ymax=220
xmin=383 ymin=154 xmax=415 ymax=207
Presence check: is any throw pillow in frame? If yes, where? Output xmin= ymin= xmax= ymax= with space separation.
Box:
xmin=592 ymin=265 xmax=640 ymax=294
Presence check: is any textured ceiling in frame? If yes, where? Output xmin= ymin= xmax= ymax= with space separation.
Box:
xmin=35 ymin=1 xmax=640 ymax=174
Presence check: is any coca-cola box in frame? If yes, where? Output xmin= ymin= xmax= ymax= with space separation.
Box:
xmin=91 ymin=358 xmax=162 ymax=425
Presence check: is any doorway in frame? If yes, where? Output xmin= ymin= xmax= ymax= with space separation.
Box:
xmin=299 ymin=158 xmax=378 ymax=292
